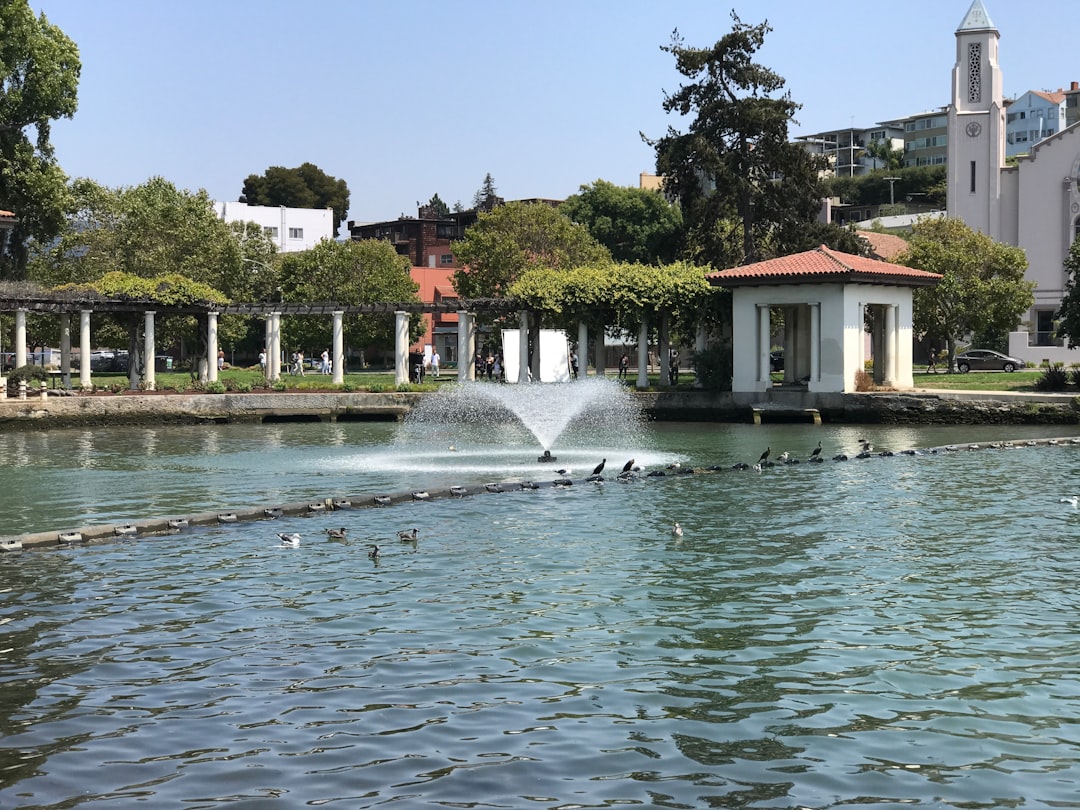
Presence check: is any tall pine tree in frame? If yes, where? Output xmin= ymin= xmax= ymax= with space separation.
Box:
xmin=647 ymin=13 xmax=829 ymax=268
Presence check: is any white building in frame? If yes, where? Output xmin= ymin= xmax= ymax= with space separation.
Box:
xmin=796 ymin=123 xmax=906 ymax=177
xmin=1005 ymin=90 xmax=1066 ymax=158
xmin=213 ymin=201 xmax=333 ymax=253
xmin=947 ymin=0 xmax=1080 ymax=364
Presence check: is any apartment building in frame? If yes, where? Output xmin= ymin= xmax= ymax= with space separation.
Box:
xmin=214 ymin=201 xmax=333 ymax=253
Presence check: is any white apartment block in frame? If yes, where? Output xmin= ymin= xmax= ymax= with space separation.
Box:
xmin=214 ymin=201 xmax=333 ymax=253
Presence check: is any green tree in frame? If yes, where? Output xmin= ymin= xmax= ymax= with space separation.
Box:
xmin=898 ymin=217 xmax=1033 ymax=371
xmin=452 ymin=201 xmax=611 ymax=301
xmin=241 ymin=162 xmax=350 ymax=236
xmin=471 ymin=172 xmax=501 ymax=211
xmin=1053 ymin=235 xmax=1080 ymax=348
xmin=27 ymin=177 xmax=262 ymax=361
xmin=276 ymin=239 xmax=424 ymax=355
xmin=28 ymin=177 xmax=246 ymax=292
xmin=647 ymin=15 xmax=828 ymax=267
xmin=0 ymin=0 xmax=80 ymax=279
xmin=424 ymin=193 xmax=450 ymax=217
xmin=559 ymin=180 xmax=683 ymax=264
xmin=863 ymin=139 xmax=904 ymax=171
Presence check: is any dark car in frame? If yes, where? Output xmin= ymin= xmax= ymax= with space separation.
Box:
xmin=954 ymin=349 xmax=1026 ymax=372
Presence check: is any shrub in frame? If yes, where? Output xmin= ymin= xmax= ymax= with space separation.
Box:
xmin=1036 ymin=363 xmax=1069 ymax=391
xmin=341 ymin=382 xmax=355 ymax=392
xmin=1069 ymin=367 xmax=1080 ymax=388
xmin=5 ymin=364 xmax=49 ymax=387
xmin=854 ymin=369 xmax=874 ymax=392
xmin=368 ymin=383 xmax=387 ymax=393
xmin=691 ymin=346 xmax=732 ymax=392
xmin=273 ymin=380 xmax=287 ymax=392
xmin=396 ymin=383 xmax=412 ymax=392
xmin=205 ymin=380 xmax=226 ymax=394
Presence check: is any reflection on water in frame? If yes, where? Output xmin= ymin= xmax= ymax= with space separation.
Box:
xmin=3 ymin=421 xmax=1080 ymax=807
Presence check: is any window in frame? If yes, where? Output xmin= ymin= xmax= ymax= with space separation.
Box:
xmin=263 ymin=226 xmax=278 ymax=238
xmin=440 ymin=253 xmax=454 ymax=265
xmin=288 ymin=227 xmax=303 ymax=239
xmin=970 ymin=161 xmax=977 ymax=194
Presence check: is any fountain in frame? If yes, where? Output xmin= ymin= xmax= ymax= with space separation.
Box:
xmin=400 ymin=377 xmax=645 ymax=448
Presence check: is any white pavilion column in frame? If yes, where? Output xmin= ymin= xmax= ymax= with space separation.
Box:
xmin=810 ymin=303 xmax=821 ymax=385
xmin=884 ymin=304 xmax=897 ymax=385
xmin=578 ymin=321 xmax=588 ymax=378
xmin=517 ymin=310 xmax=529 ymax=383
xmin=394 ymin=310 xmax=409 ymax=386
xmin=60 ymin=313 xmax=72 ymax=389
xmin=636 ymin=318 xmax=649 ymax=389
xmin=14 ymin=309 xmax=26 ymax=369
xmin=79 ymin=310 xmax=92 ymax=389
xmin=457 ymin=310 xmax=472 ymax=382
xmin=143 ymin=311 xmax=156 ymax=391
xmin=594 ymin=325 xmax=606 ymax=377
xmin=758 ymin=305 xmax=771 ymax=383
xmin=693 ymin=323 xmax=707 ymax=388
xmin=207 ymin=311 xmax=219 ymax=383
xmin=270 ymin=312 xmax=282 ymax=381
xmin=332 ymin=310 xmax=344 ymax=384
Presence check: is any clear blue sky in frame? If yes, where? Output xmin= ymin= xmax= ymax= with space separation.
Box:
xmin=31 ymin=0 xmax=1080 ymax=226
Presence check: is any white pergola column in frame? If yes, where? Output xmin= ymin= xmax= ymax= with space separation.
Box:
xmin=594 ymin=326 xmax=606 ymax=377
xmin=14 ymin=309 xmax=27 ymax=369
xmin=884 ymin=304 xmax=897 ymax=385
xmin=457 ymin=311 xmax=472 ymax=382
xmin=60 ymin=313 xmax=72 ymax=389
xmin=659 ymin=312 xmax=671 ymax=386
xmin=264 ymin=316 xmax=273 ymax=377
xmin=517 ymin=310 xmax=530 ymax=383
xmin=758 ymin=305 xmax=771 ymax=383
xmin=332 ymin=310 xmax=344 ymax=384
xmin=810 ymin=303 xmax=821 ymax=385
xmin=144 ymin=311 xmax=156 ymax=391
xmin=394 ymin=310 xmax=409 ymax=386
xmin=207 ymin=311 xmax=219 ymax=383
xmin=636 ymin=318 xmax=649 ymax=389
xmin=694 ymin=324 xmax=707 ymax=389
xmin=270 ymin=313 xmax=282 ymax=381
xmin=79 ymin=310 xmax=92 ymax=389
xmin=578 ymin=321 xmax=588 ymax=379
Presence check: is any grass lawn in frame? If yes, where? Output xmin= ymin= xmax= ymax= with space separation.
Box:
xmin=57 ymin=366 xmax=1080 ymax=395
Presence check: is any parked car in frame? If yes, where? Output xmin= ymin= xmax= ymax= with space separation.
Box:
xmin=954 ymin=349 xmax=1026 ymax=373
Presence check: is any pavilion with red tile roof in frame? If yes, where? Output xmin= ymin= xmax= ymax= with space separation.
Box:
xmin=707 ymin=245 xmax=941 ymax=394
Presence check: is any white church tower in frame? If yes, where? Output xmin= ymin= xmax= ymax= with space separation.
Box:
xmin=946 ymin=0 xmax=1005 ymax=238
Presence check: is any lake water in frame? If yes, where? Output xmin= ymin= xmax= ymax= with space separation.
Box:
xmin=3 ymin=415 xmax=1080 ymax=808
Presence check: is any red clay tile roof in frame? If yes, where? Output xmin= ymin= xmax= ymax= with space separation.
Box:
xmin=434 ymin=285 xmax=457 ymax=298
xmin=706 ymin=245 xmax=941 ymax=287
xmin=856 ymin=230 xmax=909 ymax=261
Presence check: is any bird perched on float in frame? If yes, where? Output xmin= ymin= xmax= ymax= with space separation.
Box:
xmin=276 ymin=532 xmax=301 ymax=548
xmin=592 ymin=459 xmax=606 ymax=476
xmin=809 ymin=441 xmax=822 ymax=460
xmin=622 ymin=459 xmax=635 ymax=473
xmin=397 ymin=528 xmax=419 ymax=542
xmin=776 ymin=451 xmax=790 ymax=464
xmin=757 ymin=447 xmax=771 ymax=465
xmin=671 ymin=522 xmax=684 ymax=538
xmin=325 ymin=527 xmax=348 ymax=540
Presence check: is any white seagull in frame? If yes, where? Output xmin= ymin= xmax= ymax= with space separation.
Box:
xmin=277 ymin=532 xmax=301 ymax=548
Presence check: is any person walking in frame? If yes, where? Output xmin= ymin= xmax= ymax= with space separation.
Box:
xmin=431 ymin=350 xmax=441 ymax=378
xmin=619 ymin=353 xmax=629 ymax=380
xmin=320 ymin=348 xmax=330 ymax=375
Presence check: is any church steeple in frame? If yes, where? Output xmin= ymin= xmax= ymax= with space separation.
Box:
xmin=957 ymin=0 xmax=996 ymax=33
xmin=947 ymin=0 xmax=1004 ymax=238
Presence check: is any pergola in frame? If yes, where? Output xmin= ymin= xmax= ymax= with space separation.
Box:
xmin=0 ymin=292 xmax=520 ymax=390
xmin=707 ymin=246 xmax=941 ymax=394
